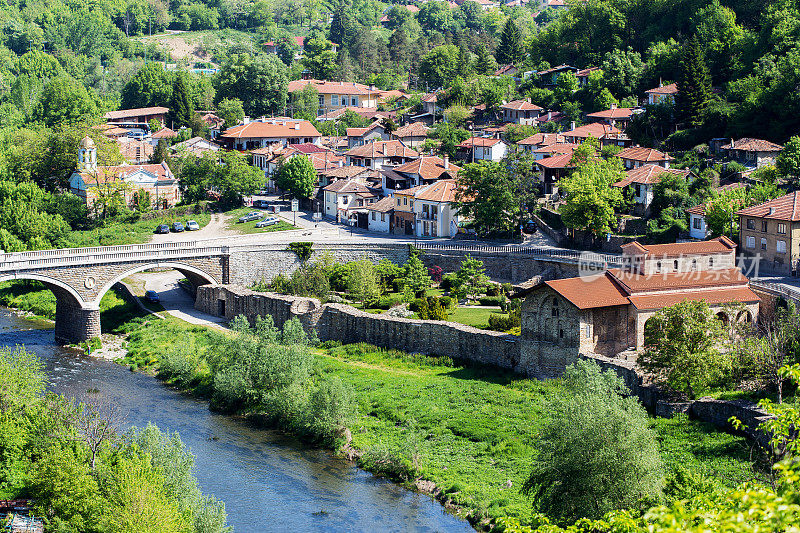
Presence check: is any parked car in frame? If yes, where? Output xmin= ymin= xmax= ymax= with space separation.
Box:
xmin=238 ymin=211 xmax=261 ymax=223
xmin=154 ymin=224 xmax=169 ymax=234
xmin=253 ymin=199 xmax=267 ymax=208
xmin=255 ymin=216 xmax=280 ymax=228
xmin=144 ymin=290 xmax=159 ymax=303
xmin=172 ymin=222 xmax=184 ymax=232
xmin=186 ymin=220 xmax=200 ymax=231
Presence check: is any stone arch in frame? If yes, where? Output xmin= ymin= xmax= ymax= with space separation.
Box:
xmin=91 ymin=261 xmax=219 ymax=307
xmin=715 ymin=311 xmax=729 ymax=326
xmin=0 ymin=273 xmax=87 ymax=308
xmin=737 ymin=309 xmax=753 ymax=324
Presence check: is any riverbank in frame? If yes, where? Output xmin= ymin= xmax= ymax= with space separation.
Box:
xmin=118 ymin=317 xmax=765 ymax=530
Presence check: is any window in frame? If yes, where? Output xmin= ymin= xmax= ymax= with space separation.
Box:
xmin=693 ymin=217 xmax=701 ymax=229
xmin=634 ymin=184 xmax=641 ymax=197
xmin=559 ymin=329 xmax=564 ymax=339
xmin=342 ymin=195 xmax=349 ymax=204
xmin=777 ymin=240 xmax=787 ymax=253
xmin=319 ymin=95 xmax=325 ymax=106
xmin=709 ymin=257 xmax=714 ymax=267
xmin=351 ymin=96 xmax=358 ymax=106
xmin=674 ymin=260 xmax=679 ymax=270
xmin=691 ymin=259 xmax=697 ymax=270
xmin=381 ymin=213 xmax=385 ymax=222
xmin=746 ymin=236 xmax=755 ymax=248
xmin=397 ymin=198 xmax=401 ymax=206
xmin=371 ymin=212 xmax=376 ymax=220
xmin=778 ymin=223 xmax=787 ymax=234
xmin=747 ymin=219 xmax=755 ymax=230
xmin=583 ymin=324 xmax=591 ymax=338
xmin=761 ymin=237 xmax=767 ymax=250
xmin=551 ymin=297 xmax=559 ymax=317
xmin=762 ymin=220 xmax=769 ymax=232
xmin=403 ymin=197 xmax=408 ymax=205
xmin=656 ymin=261 xmax=661 ymax=273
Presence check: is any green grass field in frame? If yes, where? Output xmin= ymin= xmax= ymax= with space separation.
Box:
xmin=117 ymin=319 xmax=763 ymax=528
xmin=223 ymin=207 xmax=298 ymax=234
xmin=67 ymin=209 xmax=212 ymax=247
xmin=446 ymin=306 xmax=501 ymax=328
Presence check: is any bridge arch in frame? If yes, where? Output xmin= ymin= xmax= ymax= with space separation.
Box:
xmin=0 ymin=273 xmax=88 ymax=308
xmin=91 ymin=261 xmax=219 ymax=307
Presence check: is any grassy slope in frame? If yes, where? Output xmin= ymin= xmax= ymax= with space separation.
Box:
xmin=67 ymin=210 xmax=212 ymax=247
xmin=119 ymin=320 xmax=761 ymax=527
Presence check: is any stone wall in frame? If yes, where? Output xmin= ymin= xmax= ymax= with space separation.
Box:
xmin=420 ymin=251 xmax=578 ymax=283
xmin=196 ymin=284 xmax=775 ymax=440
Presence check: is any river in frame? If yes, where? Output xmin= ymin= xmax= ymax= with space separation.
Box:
xmin=0 ymin=309 xmax=473 ymax=533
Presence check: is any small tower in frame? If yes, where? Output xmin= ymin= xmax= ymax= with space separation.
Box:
xmin=78 ymin=136 xmax=97 ymax=171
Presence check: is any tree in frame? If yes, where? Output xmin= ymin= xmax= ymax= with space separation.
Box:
xmin=523 ymin=360 xmax=664 ymax=521
xmin=496 ymin=18 xmax=524 ymax=66
xmin=676 ymin=37 xmax=712 ymax=127
xmin=455 ymin=161 xmax=520 ymax=236
xmin=402 ymin=255 xmax=432 ymax=298
xmin=473 ymin=44 xmax=497 ymax=76
xmin=776 ymin=135 xmax=800 ymax=184
xmin=640 ymin=300 xmax=730 ymax=399
xmin=275 ymin=156 xmax=316 ymax=199
xmin=214 ymin=54 xmax=288 ymax=117
xmin=558 ymin=142 xmax=625 ymax=239
xmin=454 ymin=255 xmax=488 ymax=300
xmin=347 ymin=258 xmax=380 ymax=307
xmin=419 ymin=45 xmax=459 ymax=89
xmin=36 ymin=76 xmax=98 ymax=127
xmin=121 ymin=63 xmax=173 ymax=110
xmin=292 ymin=84 xmax=319 ymax=120
xmin=214 ymin=151 xmax=265 ymax=207
xmin=301 ymin=35 xmax=337 ymax=79
xmin=216 ymin=98 xmax=244 ymax=131
xmin=650 ymin=172 xmax=690 ymax=217
xmin=170 ymin=75 xmax=194 ymax=130
xmin=600 ymin=48 xmax=645 ymax=97
xmin=0 ymin=346 xmax=45 ymax=414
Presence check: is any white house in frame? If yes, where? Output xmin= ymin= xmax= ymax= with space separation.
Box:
xmin=458 ymin=137 xmax=508 ymax=162
xmin=612 ymin=164 xmax=691 ymax=216
xmin=288 ymin=79 xmax=378 ymax=115
xmin=500 ymin=100 xmax=542 ymax=125
xmin=366 ymin=196 xmax=394 ymax=233
xmin=645 ymin=82 xmax=678 ymax=105
xmin=344 ymin=140 xmax=418 ymax=170
xmin=220 ymin=119 xmax=321 ymax=150
xmin=346 ymin=121 xmax=389 ymax=148
xmin=322 ymin=178 xmax=379 ymax=223
xmin=399 ymin=179 xmax=462 ymax=238
xmin=687 ymin=205 xmax=709 ymax=240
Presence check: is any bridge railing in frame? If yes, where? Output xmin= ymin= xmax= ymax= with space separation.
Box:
xmin=0 ymin=241 xmax=199 ymax=262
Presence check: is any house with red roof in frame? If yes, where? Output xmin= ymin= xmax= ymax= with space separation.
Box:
xmin=737 ymin=191 xmax=800 ymax=274
xmin=516 ymin=236 xmax=759 ymax=367
xmin=687 ymin=205 xmax=709 ymax=240
xmin=220 ymin=118 xmax=321 ymax=150
xmin=457 ymin=137 xmax=508 ymax=162
xmin=322 ymin=178 xmax=380 ymax=225
xmin=346 ymin=121 xmax=390 ymax=148
xmin=616 ymin=146 xmax=673 ymax=170
xmin=392 ymin=179 xmax=462 ymax=237
xmin=344 ymin=140 xmax=418 ymax=170
xmin=393 ymin=122 xmax=430 ymax=149
xmin=611 ymin=165 xmax=691 ymax=215
xmin=562 ymin=122 xmax=627 ymax=146
xmin=720 ymin=138 xmax=784 ymax=169
xmin=645 ymin=82 xmax=678 ymax=106
xmin=585 ymin=104 xmax=638 ymax=129
xmin=501 ymin=99 xmax=543 ymax=125
xmin=287 ymin=79 xmax=378 ymax=115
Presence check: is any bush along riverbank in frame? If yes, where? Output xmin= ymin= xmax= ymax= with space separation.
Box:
xmin=0 ymin=345 xmax=230 ymax=533
xmin=116 ymin=316 xmax=778 ymax=531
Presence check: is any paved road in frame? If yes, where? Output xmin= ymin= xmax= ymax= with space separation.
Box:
xmin=132 ymin=271 xmax=228 ymax=330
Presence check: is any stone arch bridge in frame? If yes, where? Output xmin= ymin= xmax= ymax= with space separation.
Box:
xmin=0 ymin=239 xmax=617 ymax=343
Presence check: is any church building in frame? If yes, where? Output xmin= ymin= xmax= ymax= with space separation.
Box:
xmin=516 ymin=237 xmax=760 ymax=376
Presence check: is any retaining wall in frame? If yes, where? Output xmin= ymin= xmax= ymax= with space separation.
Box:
xmin=195 ymin=285 xmax=773 ymax=441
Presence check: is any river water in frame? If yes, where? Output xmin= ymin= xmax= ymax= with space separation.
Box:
xmin=0 ymin=309 xmax=472 ymax=533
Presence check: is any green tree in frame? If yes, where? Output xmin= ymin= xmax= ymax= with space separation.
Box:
xmin=402 ymin=255 xmax=432 ymax=298
xmin=275 ymin=156 xmax=316 ymax=199
xmin=455 ymin=161 xmax=520 ymax=236
xmin=215 ymin=151 xmax=265 ymax=207
xmin=292 ymin=84 xmax=320 ymax=120
xmin=301 ymin=36 xmax=337 ymax=79
xmin=454 ymin=255 xmax=488 ymax=301
xmin=600 ymin=48 xmax=645 ymax=97
xmin=524 ymin=360 xmax=664 ymax=521
xmin=473 ymin=44 xmax=497 ymax=76
xmin=170 ymin=75 xmax=194 ymax=130
xmin=121 ymin=63 xmax=173 ymax=110
xmin=650 ymin=172 xmax=690 ymax=218
xmin=640 ymin=300 xmax=730 ymax=399
xmin=558 ymin=142 xmax=625 ymax=238
xmin=776 ymin=135 xmax=800 ymax=185
xmin=0 ymin=346 xmax=45 ymax=414
xmin=419 ymin=45 xmax=459 ymax=89
xmin=496 ymin=18 xmax=524 ymax=66
xmin=347 ymin=258 xmax=380 ymax=307
xmin=215 ymin=54 xmax=288 ymax=117
xmin=676 ymin=37 xmax=712 ymax=128
xmin=216 ymin=98 xmax=244 ymax=131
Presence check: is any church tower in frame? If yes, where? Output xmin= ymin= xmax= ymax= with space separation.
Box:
xmin=78 ymin=136 xmax=97 ymax=171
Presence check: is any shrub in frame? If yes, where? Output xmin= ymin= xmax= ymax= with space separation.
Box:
xmin=501 ymin=283 xmax=513 ymax=296
xmin=377 ymin=294 xmax=405 ymax=310
xmin=487 ymin=312 xmax=520 ymax=332
xmin=479 ymin=295 xmax=506 ymax=307
xmin=415 ymin=296 xmax=451 ymax=321
xmin=439 ymin=295 xmax=455 ymax=310
xmin=485 ymin=284 xmax=501 ymax=296
xmin=287 ymin=241 xmax=313 ymax=261
xmin=428 ymin=265 xmax=443 ymax=283
xmin=441 ymin=272 xmax=458 ymax=292
xmin=409 ymin=298 xmax=426 ymax=312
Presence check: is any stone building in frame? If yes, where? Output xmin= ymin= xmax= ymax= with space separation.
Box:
xmin=737 ymin=191 xmax=800 ymax=274
xmin=516 ymin=237 xmax=760 ymax=374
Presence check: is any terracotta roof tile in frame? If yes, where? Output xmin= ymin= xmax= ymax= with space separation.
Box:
xmin=564 ymin=122 xmax=622 ymax=139
xmin=586 ymin=107 xmax=635 ymax=120
xmin=104 ymin=106 xmax=169 ymax=120
xmin=535 ymin=152 xmax=577 ymax=169
xmin=533 ymin=142 xmax=578 ymax=155
xmin=222 ymin=120 xmax=320 ymax=140
xmin=366 ymin=196 xmax=395 ymax=212
xmin=608 ymin=267 xmax=746 ymax=294
xmin=612 ymin=165 xmax=690 ymax=187
xmin=394 ymin=156 xmax=460 ymax=180
xmin=458 ymin=137 xmax=504 ymax=148
xmin=288 ymin=79 xmax=375 ymax=95
xmin=345 ymin=140 xmax=418 ymax=159
xmin=646 ymin=83 xmax=678 ymax=95
xmin=620 ymin=236 xmax=737 ymax=258
xmin=736 ymin=191 xmax=800 ymax=221
xmin=545 ymin=274 xmax=630 ymax=309
xmin=617 ymin=146 xmax=673 ymax=163
xmin=501 ymin=100 xmax=542 ymax=112
xmin=628 ymin=286 xmax=760 ymax=310
xmin=413 ymin=179 xmax=458 ymax=203
xmin=721 ymin=138 xmax=783 ymax=153
xmin=518 ymin=133 xmax=564 ymax=146
xmin=394 ymin=122 xmax=430 ymax=138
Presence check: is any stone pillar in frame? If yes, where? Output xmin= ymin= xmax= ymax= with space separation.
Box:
xmin=54 ymin=298 xmax=101 ymax=344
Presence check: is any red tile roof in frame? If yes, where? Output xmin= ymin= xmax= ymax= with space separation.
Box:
xmin=612 ymin=165 xmax=690 ymax=187
xmin=518 ymin=133 xmax=564 ymax=146
xmin=646 ymin=83 xmax=678 ymax=95
xmin=627 ymin=286 xmax=759 ymax=310
xmin=77 ymin=162 xmax=174 ymax=184
xmin=414 ymin=179 xmax=458 ymax=203
xmin=394 ymin=156 xmax=460 ymax=180
xmin=366 ymin=196 xmax=395 ymax=212
xmin=104 ymin=106 xmax=169 ymax=120
xmin=501 ymin=100 xmax=542 ymax=112
xmin=533 ymin=143 xmax=578 ymax=155
xmin=721 ymin=138 xmax=783 ymax=153
xmin=152 ymin=127 xmax=177 ymax=139
xmin=394 ymin=122 xmax=430 ymax=138
xmin=458 ymin=137 xmax=504 ymax=148
xmin=564 ymin=122 xmax=621 ymax=140
xmin=586 ymin=107 xmax=635 ymax=120
xmin=535 ymin=152 xmax=577 ymax=169
xmin=736 ymin=191 xmax=800 ymax=221
xmin=345 ymin=140 xmax=418 ymax=159
xmin=222 ymin=120 xmax=320 ymax=139
xmin=608 ymin=267 xmax=747 ymax=294
xmin=617 ymin=146 xmax=673 ymax=163
xmin=288 ymin=79 xmax=375 ymax=95
xmin=620 ymin=236 xmax=737 ymax=258
xmin=545 ymin=274 xmax=630 ymax=309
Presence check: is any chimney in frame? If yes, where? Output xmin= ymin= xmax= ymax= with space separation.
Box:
xmin=243 ymin=116 xmax=251 ymax=124
xmin=294 ymin=123 xmax=300 ymax=130
xmin=570 ymin=121 xmax=576 ymax=131
xmin=769 ymin=207 xmax=775 ymax=215
xmin=443 ymin=155 xmax=449 ymax=169
xmin=611 ymin=102 xmax=617 ymax=110
xmin=547 ymin=111 xmax=552 ymax=120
